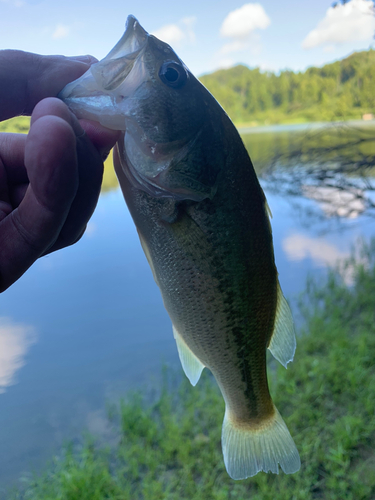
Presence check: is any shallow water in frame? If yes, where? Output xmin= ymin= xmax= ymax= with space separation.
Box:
xmin=0 ymin=123 xmax=374 ymax=493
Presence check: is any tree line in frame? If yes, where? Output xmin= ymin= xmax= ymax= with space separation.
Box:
xmin=199 ymin=49 xmax=375 ymax=125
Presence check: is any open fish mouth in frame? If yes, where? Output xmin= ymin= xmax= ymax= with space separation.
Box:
xmin=59 ymin=15 xmax=204 ymax=201
xmin=58 ymin=16 xmax=149 ymax=130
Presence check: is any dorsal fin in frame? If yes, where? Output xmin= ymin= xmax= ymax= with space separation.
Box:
xmin=268 ymin=282 xmax=296 ymax=368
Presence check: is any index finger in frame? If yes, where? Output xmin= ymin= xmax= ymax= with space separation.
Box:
xmin=0 ymin=50 xmax=97 ymax=121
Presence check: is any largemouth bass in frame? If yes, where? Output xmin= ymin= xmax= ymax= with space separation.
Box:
xmin=59 ymin=16 xmax=300 ymax=479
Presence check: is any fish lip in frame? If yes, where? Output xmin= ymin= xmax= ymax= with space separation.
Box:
xmin=104 ymin=15 xmax=148 ymax=61
xmin=58 ymin=15 xmax=150 ymax=128
xmin=59 ymin=15 xmax=148 ymax=99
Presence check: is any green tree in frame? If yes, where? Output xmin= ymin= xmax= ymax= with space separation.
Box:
xmin=199 ymin=49 xmax=375 ymax=126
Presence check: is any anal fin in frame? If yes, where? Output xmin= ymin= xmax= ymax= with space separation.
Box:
xmin=172 ymin=325 xmax=205 ymax=386
xmin=268 ymin=281 xmax=296 ymax=368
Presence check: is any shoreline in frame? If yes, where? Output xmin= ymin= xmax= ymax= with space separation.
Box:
xmin=237 ymin=119 xmax=375 ymax=134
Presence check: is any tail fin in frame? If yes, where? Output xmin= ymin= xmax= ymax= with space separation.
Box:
xmin=222 ymin=407 xmax=300 ymax=479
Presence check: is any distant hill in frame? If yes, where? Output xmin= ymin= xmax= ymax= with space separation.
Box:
xmin=199 ymin=49 xmax=375 ymax=126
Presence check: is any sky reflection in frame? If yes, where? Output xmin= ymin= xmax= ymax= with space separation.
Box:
xmin=282 ymin=233 xmax=349 ymax=267
xmin=0 ymin=317 xmax=36 ymax=394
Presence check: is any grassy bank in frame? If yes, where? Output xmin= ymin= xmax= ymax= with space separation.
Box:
xmin=225 ymin=106 xmax=374 ymax=129
xmin=7 ymin=243 xmax=375 ymax=499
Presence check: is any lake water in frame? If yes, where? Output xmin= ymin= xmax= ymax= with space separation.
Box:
xmin=1 ymin=123 xmax=375 ymax=494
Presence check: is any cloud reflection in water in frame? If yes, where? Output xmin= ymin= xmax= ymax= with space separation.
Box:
xmin=283 ymin=233 xmax=348 ymax=267
xmin=0 ymin=317 xmax=36 ymax=393
xmin=302 ymin=185 xmax=366 ymax=219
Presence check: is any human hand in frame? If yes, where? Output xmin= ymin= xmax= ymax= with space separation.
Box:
xmin=0 ymin=50 xmax=120 ymax=292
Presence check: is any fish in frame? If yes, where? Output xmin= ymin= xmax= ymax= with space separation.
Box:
xmin=59 ymin=15 xmax=301 ymax=479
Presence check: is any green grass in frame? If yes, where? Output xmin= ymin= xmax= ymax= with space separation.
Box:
xmin=233 ymin=104 xmax=370 ymax=129
xmin=8 ymin=242 xmax=375 ymax=499
xmin=0 ymin=116 xmax=30 ymax=133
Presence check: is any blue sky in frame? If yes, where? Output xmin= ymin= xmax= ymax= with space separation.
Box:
xmin=0 ymin=0 xmax=374 ymax=76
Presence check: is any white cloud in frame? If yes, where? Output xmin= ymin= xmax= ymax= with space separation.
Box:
xmin=283 ymin=234 xmax=348 ymax=267
xmin=0 ymin=317 xmax=36 ymax=393
xmin=52 ymin=23 xmax=70 ymax=40
xmin=323 ymin=45 xmax=335 ymax=53
xmin=153 ymin=24 xmax=185 ymax=45
xmin=152 ymin=17 xmax=196 ymax=46
xmin=302 ymin=0 xmax=375 ymax=50
xmin=220 ymin=3 xmax=271 ymax=39
xmin=217 ymin=3 xmax=270 ymax=62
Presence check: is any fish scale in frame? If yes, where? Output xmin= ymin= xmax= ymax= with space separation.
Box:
xmin=59 ymin=14 xmax=301 ymax=479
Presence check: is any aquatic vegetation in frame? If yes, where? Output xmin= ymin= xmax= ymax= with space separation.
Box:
xmin=9 ymin=244 xmax=375 ymax=499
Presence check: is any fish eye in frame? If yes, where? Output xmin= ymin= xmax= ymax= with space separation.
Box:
xmin=159 ymin=61 xmax=187 ymax=89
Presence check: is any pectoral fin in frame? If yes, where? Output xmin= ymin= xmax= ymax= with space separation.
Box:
xmin=267 ymin=282 xmax=296 ymax=368
xmin=173 ymin=325 xmax=205 ymax=386
xmin=265 ymin=199 xmax=273 ymax=219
